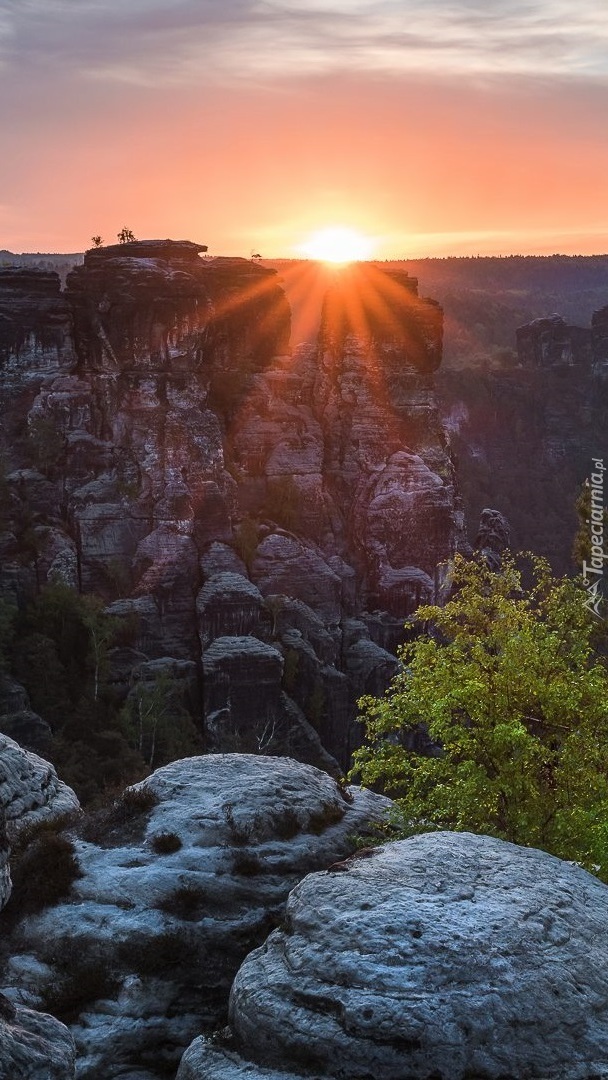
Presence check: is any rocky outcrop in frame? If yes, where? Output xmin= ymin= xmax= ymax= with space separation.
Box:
xmin=0 ymin=678 xmax=52 ymax=755
xmin=474 ymin=507 xmax=511 ymax=570
xmin=0 ymin=735 xmax=76 ymax=1079
xmin=516 ymin=313 xmax=592 ymax=368
xmin=0 ymin=998 xmax=76 ymax=1080
xmin=1 ymin=754 xmax=389 ymax=1080
xmin=0 ymin=733 xmax=79 ymax=840
xmin=0 ymin=242 xmax=463 ymax=770
xmin=185 ymin=832 xmax=608 ymax=1080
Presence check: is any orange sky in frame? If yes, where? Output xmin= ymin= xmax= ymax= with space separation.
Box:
xmin=1 ymin=3 xmax=607 ymax=257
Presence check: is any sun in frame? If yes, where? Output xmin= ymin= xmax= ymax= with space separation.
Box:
xmin=299 ymin=227 xmax=374 ymax=264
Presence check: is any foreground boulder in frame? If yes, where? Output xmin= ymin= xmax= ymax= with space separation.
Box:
xmin=0 ymin=733 xmax=80 ymax=840
xmin=1 ymin=754 xmax=389 ymax=1080
xmin=0 ymin=998 xmax=75 ymax=1080
xmin=182 ymin=832 xmax=608 ymax=1080
xmin=0 ymin=766 xmax=76 ymax=1079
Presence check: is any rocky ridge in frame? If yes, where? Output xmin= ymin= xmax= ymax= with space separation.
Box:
xmin=0 ymin=241 xmax=465 ymax=771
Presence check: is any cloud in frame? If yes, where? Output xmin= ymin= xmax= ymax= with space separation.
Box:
xmin=0 ymin=0 xmax=607 ymax=87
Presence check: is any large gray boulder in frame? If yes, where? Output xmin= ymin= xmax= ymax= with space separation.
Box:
xmin=0 ymin=744 xmax=76 ymax=1079
xmin=2 ymin=754 xmax=389 ymax=1080
xmin=0 ymin=733 xmax=80 ymax=840
xmin=0 ymin=998 xmax=76 ymax=1080
xmin=185 ymin=832 xmax=608 ymax=1080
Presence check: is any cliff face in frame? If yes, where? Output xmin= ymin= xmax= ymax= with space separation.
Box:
xmin=0 ymin=242 xmax=463 ymax=772
xmin=438 ymin=307 xmax=608 ymax=573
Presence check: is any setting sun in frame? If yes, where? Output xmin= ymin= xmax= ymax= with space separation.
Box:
xmin=299 ymin=227 xmax=375 ymax=264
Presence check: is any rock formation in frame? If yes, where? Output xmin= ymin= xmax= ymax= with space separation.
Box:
xmin=1 ymin=753 xmax=389 ymax=1080
xmin=180 ymin=832 xmax=608 ymax=1080
xmin=474 ymin=507 xmax=511 ymax=570
xmin=0 ymin=999 xmax=75 ymax=1080
xmin=515 ymin=313 xmax=592 ymax=368
xmin=0 ymin=241 xmax=464 ymax=772
xmin=0 ymin=733 xmax=79 ymax=841
xmin=0 ymin=743 xmax=76 ymax=1079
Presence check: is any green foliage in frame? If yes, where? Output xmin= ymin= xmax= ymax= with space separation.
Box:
xmin=573 ymin=479 xmax=608 ymax=571
xmin=12 ymin=584 xmax=119 ymax=719
xmin=352 ymin=553 xmax=608 ymax=879
xmin=9 ymin=583 xmax=148 ymax=804
xmin=119 ymin=672 xmax=202 ymax=770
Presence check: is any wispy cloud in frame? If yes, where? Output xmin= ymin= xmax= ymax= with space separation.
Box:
xmin=0 ymin=1 xmax=607 ymax=86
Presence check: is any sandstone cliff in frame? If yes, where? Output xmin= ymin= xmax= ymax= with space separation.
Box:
xmin=0 ymin=241 xmax=464 ymax=776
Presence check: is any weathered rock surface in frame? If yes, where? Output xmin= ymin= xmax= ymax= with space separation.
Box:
xmin=0 ymin=733 xmax=79 ymax=840
xmin=0 ymin=998 xmax=76 ymax=1080
xmin=0 ymin=736 xmax=76 ymax=1079
xmin=200 ymin=832 xmax=608 ymax=1080
xmin=177 ymin=1043 xmax=296 ymax=1080
xmin=1 ymin=754 xmax=389 ymax=1080
xmin=474 ymin=507 xmax=511 ymax=570
xmin=516 ymin=313 xmax=593 ymax=369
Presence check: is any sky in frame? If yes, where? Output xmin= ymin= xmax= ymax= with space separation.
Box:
xmin=1 ymin=1 xmax=608 ymax=257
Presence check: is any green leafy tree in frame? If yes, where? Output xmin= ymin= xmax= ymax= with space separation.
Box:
xmin=119 ymin=673 xmax=202 ymax=770
xmin=352 ymin=553 xmax=608 ymax=879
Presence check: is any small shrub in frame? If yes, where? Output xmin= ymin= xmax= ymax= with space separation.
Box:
xmin=5 ymin=830 xmax=82 ymax=919
xmin=151 ymin=831 xmax=182 ymax=855
xmin=307 ymin=802 xmax=346 ymax=835
xmin=113 ymin=785 xmax=159 ymax=819
xmin=223 ymin=802 xmax=254 ymax=845
xmin=78 ymin=785 xmax=159 ymax=846
xmin=157 ymin=883 xmax=208 ymax=922
xmin=40 ymin=959 xmax=119 ymax=1024
xmin=336 ymin=777 xmax=354 ymax=804
xmin=232 ymin=851 xmax=263 ymax=877
xmin=272 ymin=807 xmax=301 ymax=840
xmin=117 ymin=931 xmax=190 ymax=976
